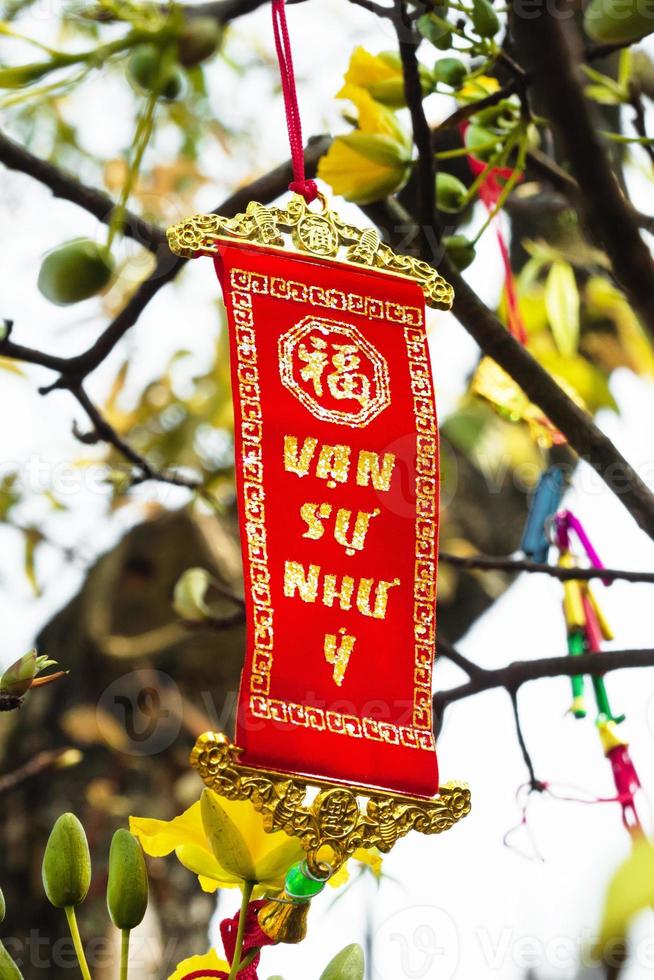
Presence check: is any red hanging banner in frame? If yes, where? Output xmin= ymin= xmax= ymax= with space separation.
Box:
xmin=215 ymin=240 xmax=440 ymax=798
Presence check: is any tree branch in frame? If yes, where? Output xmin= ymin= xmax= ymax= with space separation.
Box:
xmin=438 ymin=551 xmax=654 ymax=585
xmin=434 ymin=648 xmax=654 ymax=713
xmin=365 ymin=195 xmax=654 ymax=540
xmin=0 ymin=128 xmax=165 ymax=253
xmin=0 ymin=136 xmax=332 ymax=390
xmin=396 ymin=1 xmax=440 ymax=248
xmin=511 ymin=14 xmax=654 ymax=345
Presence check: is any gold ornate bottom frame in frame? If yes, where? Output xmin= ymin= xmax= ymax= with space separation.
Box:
xmin=191 ymin=732 xmax=471 ymax=875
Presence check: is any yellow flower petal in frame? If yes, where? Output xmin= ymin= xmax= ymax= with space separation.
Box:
xmin=168 ymin=948 xmax=229 ymax=980
xmin=130 ymin=801 xmax=207 ymax=858
xmin=352 ymin=847 xmax=383 ymax=877
xmin=339 ymin=84 xmax=410 ymax=146
xmin=339 ymin=46 xmax=400 ymax=92
xmin=598 ymin=838 xmax=654 ymax=949
xmin=254 ymin=837 xmax=306 ymax=887
xmin=175 ymin=843 xmax=242 ymax=888
xmin=318 ymin=138 xmax=410 ymax=205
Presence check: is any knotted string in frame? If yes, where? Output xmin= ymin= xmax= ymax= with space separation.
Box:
xmin=271 ymin=0 xmax=318 ymax=203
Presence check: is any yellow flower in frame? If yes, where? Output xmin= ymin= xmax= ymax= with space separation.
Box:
xmin=318 ymin=84 xmax=412 ymax=205
xmin=458 ymin=74 xmax=500 ymax=102
xmin=596 ymin=837 xmax=654 ymax=952
xmin=130 ymin=790 xmax=305 ymax=896
xmin=168 ymin=948 xmax=229 ymax=979
xmin=338 ymin=47 xmax=432 ymax=108
xmin=131 ymin=789 xmax=383 ymax=897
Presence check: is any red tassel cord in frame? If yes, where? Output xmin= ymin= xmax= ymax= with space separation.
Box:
xmin=460 ymin=123 xmax=526 ymax=343
xmin=271 ymin=0 xmax=318 ymax=203
xmin=180 ymin=900 xmax=276 ymax=980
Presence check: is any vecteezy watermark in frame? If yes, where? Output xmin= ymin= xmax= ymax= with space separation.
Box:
xmin=374 ymin=905 xmax=459 ymax=980
xmin=97 ymin=670 xmax=183 ymax=756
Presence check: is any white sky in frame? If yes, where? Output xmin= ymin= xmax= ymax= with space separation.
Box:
xmin=2 ymin=3 xmax=654 ymax=979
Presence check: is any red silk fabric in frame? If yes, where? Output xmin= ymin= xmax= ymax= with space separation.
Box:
xmin=214 ymin=241 xmax=440 ymax=797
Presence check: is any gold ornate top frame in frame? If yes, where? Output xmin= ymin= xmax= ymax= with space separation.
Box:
xmin=167 ymin=192 xmax=454 ymax=311
xmin=192 ymin=733 xmax=470 ymax=877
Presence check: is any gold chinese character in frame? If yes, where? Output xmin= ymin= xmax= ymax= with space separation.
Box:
xmin=327 ymin=344 xmax=371 ymax=408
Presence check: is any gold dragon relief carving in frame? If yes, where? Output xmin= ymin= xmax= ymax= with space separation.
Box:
xmin=166 ymin=194 xmax=454 ymax=312
xmin=191 ymin=732 xmax=471 ymax=875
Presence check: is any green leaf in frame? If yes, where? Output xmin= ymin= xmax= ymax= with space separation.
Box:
xmin=545 ymin=261 xmax=580 ymax=357
xmin=0 ymin=940 xmax=24 ymax=979
xmin=584 ymin=84 xmax=622 ymax=105
xmin=319 ymin=944 xmax=365 ymax=980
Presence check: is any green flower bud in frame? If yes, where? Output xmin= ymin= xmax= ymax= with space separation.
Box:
xmin=0 ymin=886 xmax=5 ymax=923
xmin=443 ymin=234 xmax=476 ymax=271
xmin=320 ymin=943 xmax=365 ymax=980
xmin=128 ymin=45 xmax=183 ymax=101
xmin=0 ymin=652 xmax=37 ymax=698
xmin=38 ymin=240 xmax=114 ymax=306
xmin=433 ymin=57 xmax=467 ymax=89
xmin=177 ymin=18 xmax=222 ymax=67
xmin=584 ymin=0 xmax=654 ymax=41
xmin=42 ymin=814 xmax=91 ymax=909
xmin=339 ymin=132 xmax=410 ymax=168
xmin=107 ymin=830 xmax=148 ymax=930
xmin=436 ymin=173 xmax=468 ymax=213
xmin=0 ymin=941 xmax=24 ymax=979
xmin=471 ymin=0 xmax=500 ymax=37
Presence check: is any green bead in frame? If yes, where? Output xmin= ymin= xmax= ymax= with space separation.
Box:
xmin=284 ymin=862 xmax=326 ymax=901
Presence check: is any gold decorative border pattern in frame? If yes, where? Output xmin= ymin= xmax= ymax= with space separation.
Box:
xmin=231 ymin=267 xmax=424 ymax=327
xmin=191 ymin=733 xmax=471 ymax=874
xmin=167 ymin=194 xmax=453 ymax=311
xmin=404 ymin=326 xmax=438 ymax=732
xmin=251 ymin=695 xmax=434 ymax=750
xmin=231 ymin=268 xmax=439 ymax=740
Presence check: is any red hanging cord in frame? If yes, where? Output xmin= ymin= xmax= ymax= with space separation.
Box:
xmin=271 ymin=0 xmax=318 ymax=203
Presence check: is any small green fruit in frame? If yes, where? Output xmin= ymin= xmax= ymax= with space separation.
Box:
xmin=465 ymin=123 xmax=500 ymax=161
xmin=584 ymin=0 xmax=654 ymax=41
xmin=177 ymin=18 xmax=222 ymax=67
xmin=0 ymin=886 xmax=5 ymax=923
xmin=471 ymin=0 xmax=500 ymax=37
xmin=38 ymin=239 xmax=114 ymax=306
xmin=107 ymin=830 xmax=148 ymax=930
xmin=319 ymin=943 xmax=365 ymax=980
xmin=443 ymin=234 xmax=476 ymax=271
xmin=433 ymin=57 xmax=467 ymax=88
xmin=128 ymin=45 xmax=183 ymax=100
xmin=436 ymin=173 xmax=468 ymax=212
xmin=0 ymin=941 xmax=23 ymax=979
xmin=42 ymin=813 xmax=91 ymax=909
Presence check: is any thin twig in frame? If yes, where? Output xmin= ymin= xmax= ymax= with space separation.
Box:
xmin=71 ymin=383 xmax=201 ymax=489
xmin=438 ymin=551 xmax=654 ymax=585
